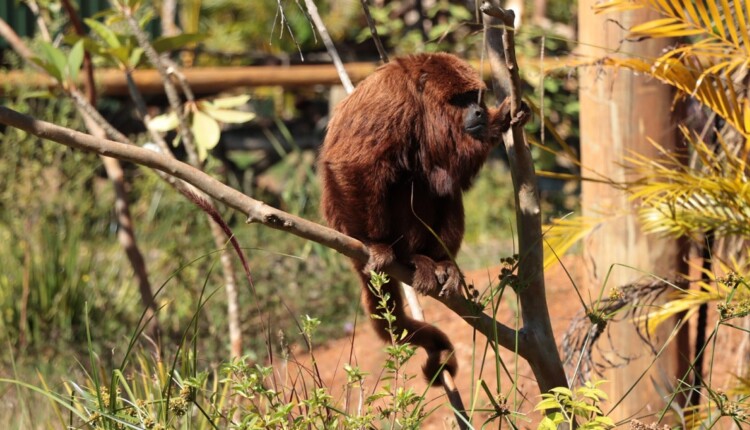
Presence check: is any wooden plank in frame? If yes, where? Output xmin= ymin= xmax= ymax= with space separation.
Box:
xmin=0 ymin=60 xmax=551 ymax=96
xmin=0 ymin=63 xmax=380 ymax=95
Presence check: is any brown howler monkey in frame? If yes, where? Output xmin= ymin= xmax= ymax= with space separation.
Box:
xmin=319 ymin=53 xmax=520 ymax=386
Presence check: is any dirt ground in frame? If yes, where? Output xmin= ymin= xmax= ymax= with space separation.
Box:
xmin=288 ymin=257 xmax=586 ymax=429
xmin=286 ymin=253 xmax=750 ymax=429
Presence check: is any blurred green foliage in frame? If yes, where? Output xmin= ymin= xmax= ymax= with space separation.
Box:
xmin=197 ymin=0 xmax=361 ymax=61
xmin=0 ymin=95 xmax=134 ymax=356
xmin=356 ymin=0 xmax=480 ymax=56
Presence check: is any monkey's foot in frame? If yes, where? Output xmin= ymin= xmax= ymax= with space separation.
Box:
xmin=363 ymin=243 xmax=396 ymax=274
xmin=435 ymin=261 xmax=461 ymax=297
xmin=411 ymin=255 xmax=462 ymax=297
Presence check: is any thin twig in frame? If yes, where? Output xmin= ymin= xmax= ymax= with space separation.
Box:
xmin=116 ymin=9 xmax=249 ymax=357
xmin=124 ymin=66 xmax=247 ymax=359
xmin=303 ymin=0 xmax=354 ymax=93
xmin=120 ymin=5 xmax=200 ymax=166
xmin=25 ymin=0 xmax=51 ymax=42
xmin=359 ymin=0 xmax=389 ymax=63
xmin=0 ymin=19 xmax=38 ymax=65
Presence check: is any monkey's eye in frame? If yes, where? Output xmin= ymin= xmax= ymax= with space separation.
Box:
xmin=450 ymin=90 xmax=482 ymax=107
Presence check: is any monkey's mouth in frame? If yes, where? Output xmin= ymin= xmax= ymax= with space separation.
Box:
xmin=465 ymin=123 xmax=486 ymax=139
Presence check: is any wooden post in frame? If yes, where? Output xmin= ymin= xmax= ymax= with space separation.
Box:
xmin=578 ymin=1 xmax=687 ymax=422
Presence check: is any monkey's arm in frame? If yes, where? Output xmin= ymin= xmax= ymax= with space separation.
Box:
xmin=359 ymin=159 xmax=400 ymax=273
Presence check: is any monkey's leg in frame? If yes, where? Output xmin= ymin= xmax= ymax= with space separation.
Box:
xmin=363 ymin=242 xmax=396 ymax=274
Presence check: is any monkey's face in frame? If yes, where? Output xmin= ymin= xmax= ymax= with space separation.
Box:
xmin=414 ymin=56 xmax=492 ymax=143
xmin=463 ymin=103 xmax=488 ymax=139
xmin=449 ymin=90 xmax=490 ymax=140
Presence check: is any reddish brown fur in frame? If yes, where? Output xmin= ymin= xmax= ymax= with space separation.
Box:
xmin=319 ymin=53 xmax=513 ymax=385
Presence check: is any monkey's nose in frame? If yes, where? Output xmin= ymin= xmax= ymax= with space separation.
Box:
xmin=471 ymin=106 xmax=485 ymax=119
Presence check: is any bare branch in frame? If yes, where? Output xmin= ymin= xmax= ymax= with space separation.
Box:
xmin=359 ymin=0 xmax=389 ymax=64
xmin=120 ymin=5 xmax=199 ymax=166
xmin=0 ymin=19 xmax=37 ymax=62
xmin=303 ymin=0 xmax=354 ymax=93
xmin=482 ymin=1 xmax=568 ymax=393
xmin=0 ymin=105 xmax=523 ymax=355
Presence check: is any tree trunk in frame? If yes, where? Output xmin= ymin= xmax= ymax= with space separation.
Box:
xmin=578 ymin=1 xmax=688 ymax=421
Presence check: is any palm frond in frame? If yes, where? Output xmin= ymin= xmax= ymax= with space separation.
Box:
xmin=590 ymin=1 xmax=750 ymax=137
xmin=596 ymin=0 xmax=750 ymax=57
xmin=600 ymin=57 xmax=748 ymax=137
xmin=542 ymin=216 xmax=602 ymax=269
xmin=627 ymin=128 xmax=750 ymax=238
xmin=635 ymin=259 xmax=750 ymax=334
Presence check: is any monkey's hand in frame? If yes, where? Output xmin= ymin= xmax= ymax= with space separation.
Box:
xmin=510 ymin=101 xmax=531 ymax=127
xmin=497 ymin=98 xmax=532 ymax=132
xmin=363 ymin=243 xmax=396 ymax=274
xmin=412 ymin=255 xmax=462 ymax=297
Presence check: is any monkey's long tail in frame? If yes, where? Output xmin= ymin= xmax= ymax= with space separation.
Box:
xmin=358 ymin=272 xmax=457 ymax=387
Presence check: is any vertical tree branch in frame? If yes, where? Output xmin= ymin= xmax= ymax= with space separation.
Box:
xmin=120 ymin=5 xmax=199 ymax=167
xmin=359 ymin=0 xmax=389 ymax=64
xmin=481 ymin=1 xmax=568 ymax=394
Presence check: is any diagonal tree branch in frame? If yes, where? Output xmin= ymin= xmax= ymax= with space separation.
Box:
xmin=0 ymin=105 xmax=523 ymax=356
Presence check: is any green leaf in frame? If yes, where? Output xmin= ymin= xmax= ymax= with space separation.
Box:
xmin=84 ymin=18 xmax=121 ymax=48
xmin=593 ymin=416 xmax=615 ymax=427
xmin=537 ymin=412 xmax=564 ymax=429
xmin=152 ymin=33 xmax=208 ymax=53
xmin=67 ymin=40 xmax=85 ymax=82
xmin=74 ymin=36 xmax=109 ymax=58
xmin=191 ymin=110 xmax=221 ymax=161
xmin=148 ymin=112 xmax=179 ymax=132
xmin=128 ymin=47 xmax=144 ymax=67
xmin=537 ymin=417 xmax=558 ymax=430
xmin=534 ymin=398 xmax=561 ymax=411
xmin=30 ymin=57 xmax=63 ymax=82
xmin=448 ymin=4 xmax=472 ymax=21
xmin=18 ymin=90 xmax=54 ymax=100
xmin=549 ymin=387 xmax=573 ymax=397
xmin=138 ymin=8 xmax=154 ymax=28
xmin=428 ymin=23 xmax=452 ymax=40
xmin=110 ymin=46 xmax=131 ymax=66
xmin=38 ymin=42 xmax=66 ymax=81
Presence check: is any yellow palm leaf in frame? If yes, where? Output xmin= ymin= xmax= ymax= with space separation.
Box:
xmin=542 ymin=216 xmax=602 ymax=269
